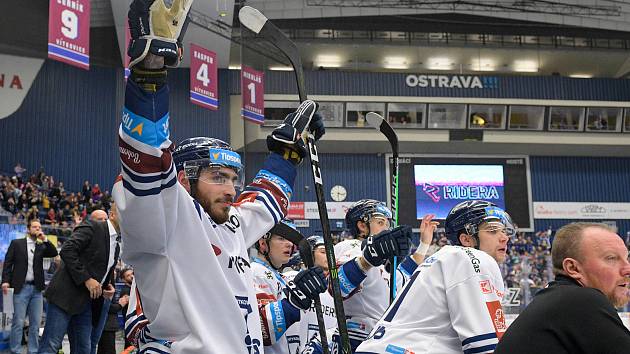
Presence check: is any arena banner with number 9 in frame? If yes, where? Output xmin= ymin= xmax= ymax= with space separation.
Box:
xmin=48 ymin=0 xmax=90 ymax=70
xmin=189 ymin=44 xmax=218 ymax=110
xmin=241 ymin=66 xmax=264 ymax=124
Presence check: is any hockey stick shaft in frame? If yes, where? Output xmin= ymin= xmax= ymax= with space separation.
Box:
xmin=238 ymin=7 xmax=351 ymax=354
xmin=272 ymin=224 xmax=329 ymax=354
xmin=365 ymin=112 xmax=400 ymax=303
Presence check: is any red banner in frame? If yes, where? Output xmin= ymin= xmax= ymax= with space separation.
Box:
xmin=189 ymin=44 xmax=218 ymax=110
xmin=287 ymin=202 xmax=305 ymax=220
xmin=241 ymin=66 xmax=264 ymax=124
xmin=48 ymin=0 xmax=90 ymax=70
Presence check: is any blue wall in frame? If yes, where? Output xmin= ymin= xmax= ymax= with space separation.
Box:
xmin=229 ymin=70 xmax=630 ymax=100
xmin=0 ymin=61 xmax=230 ymax=192
xmin=2 ymin=62 xmax=630 ymax=237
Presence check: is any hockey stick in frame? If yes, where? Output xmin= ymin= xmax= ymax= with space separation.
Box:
xmin=239 ymin=6 xmax=351 ymax=354
xmin=273 ymin=223 xmax=329 ymax=354
xmin=365 ymin=112 xmax=400 ymax=304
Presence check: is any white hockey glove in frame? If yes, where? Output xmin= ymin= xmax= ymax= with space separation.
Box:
xmin=128 ymin=0 xmax=193 ymax=69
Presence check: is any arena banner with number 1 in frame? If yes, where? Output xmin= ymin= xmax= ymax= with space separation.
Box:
xmin=241 ymin=66 xmax=264 ymax=124
xmin=48 ymin=0 xmax=90 ymax=70
xmin=189 ymin=44 xmax=218 ymax=110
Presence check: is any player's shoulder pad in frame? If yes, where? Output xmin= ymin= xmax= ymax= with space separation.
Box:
xmin=334 ymin=239 xmax=363 ymax=260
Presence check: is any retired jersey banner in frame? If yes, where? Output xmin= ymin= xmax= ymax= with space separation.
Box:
xmin=189 ymin=44 xmax=218 ymax=110
xmin=241 ymin=66 xmax=264 ymax=124
xmin=48 ymin=0 xmax=91 ymax=70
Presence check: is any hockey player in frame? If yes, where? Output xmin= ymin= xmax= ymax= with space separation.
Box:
xmin=253 ymin=222 xmax=327 ymax=354
xmin=295 ymin=236 xmax=338 ymax=354
xmin=112 ymin=0 xmax=325 ymax=352
xmin=331 ymin=199 xmax=434 ymax=352
xmin=355 ymin=200 xmax=515 ymax=354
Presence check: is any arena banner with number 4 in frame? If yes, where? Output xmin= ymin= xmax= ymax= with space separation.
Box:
xmin=189 ymin=44 xmax=218 ymax=110
xmin=48 ymin=0 xmax=90 ymax=70
xmin=241 ymin=66 xmax=264 ymax=124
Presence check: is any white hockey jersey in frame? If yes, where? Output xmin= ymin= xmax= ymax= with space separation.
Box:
xmin=355 ymin=246 xmax=507 ymax=354
xmin=253 ymin=257 xmax=301 ymax=354
xmin=333 ymin=239 xmax=416 ymax=345
xmin=114 ymin=81 xmax=295 ymax=354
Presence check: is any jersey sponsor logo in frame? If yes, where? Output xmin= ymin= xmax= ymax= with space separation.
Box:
xmin=309 ymin=302 xmax=335 ymax=317
xmin=212 ymin=244 xmax=222 ymax=255
xmin=228 ymin=256 xmax=251 ymax=274
xmin=385 ymin=343 xmax=415 ymax=354
xmin=479 ymin=280 xmax=492 ymax=294
xmin=264 ymin=270 xmax=274 ymax=280
xmin=464 ymin=248 xmax=481 ymax=273
xmin=485 ymin=300 xmax=507 ymax=338
xmin=119 ymin=146 xmax=141 ymax=164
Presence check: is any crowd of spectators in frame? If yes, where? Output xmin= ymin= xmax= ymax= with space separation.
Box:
xmin=0 ymin=163 xmax=112 ymax=237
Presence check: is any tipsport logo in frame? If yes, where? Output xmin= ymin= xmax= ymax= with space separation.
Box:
xmin=209 ymin=148 xmax=242 ymax=168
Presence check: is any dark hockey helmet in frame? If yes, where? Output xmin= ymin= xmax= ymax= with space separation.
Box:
xmin=444 ymin=200 xmax=516 ymax=246
xmin=172 ymin=137 xmax=244 ymax=190
xmin=256 ymin=220 xmax=298 ymax=270
xmin=345 ymin=199 xmax=392 ymax=236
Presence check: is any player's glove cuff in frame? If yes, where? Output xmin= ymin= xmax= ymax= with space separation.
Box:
xmin=127 ymin=0 xmax=192 ymax=69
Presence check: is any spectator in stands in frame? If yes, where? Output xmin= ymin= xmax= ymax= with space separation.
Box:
xmin=2 ymin=219 xmax=59 ymax=354
xmin=91 ymin=184 xmax=103 ymax=202
xmin=82 ymin=181 xmax=92 ymax=202
xmin=37 ymin=203 xmax=121 ymax=354
xmin=496 ymin=222 xmax=630 ymax=353
xmin=14 ymin=163 xmax=26 ymax=179
xmin=98 ymin=268 xmax=133 ymax=354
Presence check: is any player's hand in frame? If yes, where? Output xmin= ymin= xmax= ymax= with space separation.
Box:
xmin=362 ymin=225 xmax=412 ymax=267
xmin=119 ymin=295 xmax=130 ymax=307
xmin=1 ymin=283 xmax=9 ymax=295
xmin=267 ymin=100 xmax=318 ymax=164
xmin=284 ymin=267 xmax=327 ymax=311
xmin=85 ymin=278 xmax=102 ymax=299
xmin=102 ymin=284 xmax=115 ymax=300
xmin=128 ymin=0 xmax=193 ymax=68
xmin=308 ymin=113 xmax=325 ymax=141
xmin=419 ymin=214 xmax=438 ymax=246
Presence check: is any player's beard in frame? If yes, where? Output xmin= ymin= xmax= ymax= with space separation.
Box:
xmin=199 ymin=196 xmax=233 ymax=224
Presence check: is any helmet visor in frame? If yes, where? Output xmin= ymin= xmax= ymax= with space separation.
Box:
xmin=183 ymin=162 xmax=245 ymax=191
xmin=482 ymin=206 xmax=517 ymax=237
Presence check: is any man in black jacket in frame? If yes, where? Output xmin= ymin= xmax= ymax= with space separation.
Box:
xmin=496 ymin=222 xmax=630 ymax=354
xmin=37 ymin=203 xmax=121 ymax=354
xmin=2 ymin=219 xmax=58 ymax=354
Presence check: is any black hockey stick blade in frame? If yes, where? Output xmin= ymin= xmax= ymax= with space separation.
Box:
xmin=366 ymin=112 xmax=399 ymax=156
xmin=271 ymin=222 xmax=330 ymax=354
xmin=238 ymin=6 xmax=307 ymax=102
xmin=271 ymin=223 xmax=314 ymax=267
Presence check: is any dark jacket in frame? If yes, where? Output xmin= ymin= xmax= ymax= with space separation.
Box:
xmin=45 ymin=219 xmax=119 ymax=315
xmin=104 ymin=284 xmax=131 ymax=331
xmin=2 ymin=237 xmax=58 ymax=293
xmin=495 ymin=274 xmax=630 ymax=354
